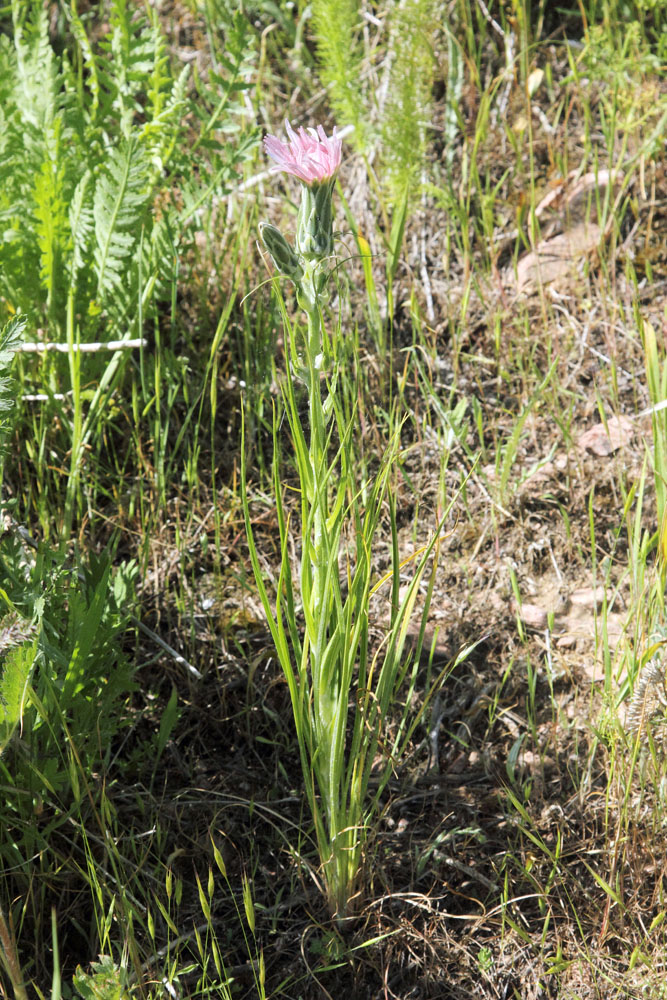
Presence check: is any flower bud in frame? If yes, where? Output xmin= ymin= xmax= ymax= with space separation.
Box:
xmin=296 ymin=180 xmax=335 ymax=260
xmin=260 ymin=223 xmax=304 ymax=282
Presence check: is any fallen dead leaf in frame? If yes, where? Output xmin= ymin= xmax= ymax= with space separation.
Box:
xmin=534 ymin=169 xmax=622 ymax=230
xmin=514 ymin=222 xmax=603 ymax=295
xmin=508 ymin=168 xmax=623 ymax=295
xmin=576 ymin=415 xmax=634 ymax=456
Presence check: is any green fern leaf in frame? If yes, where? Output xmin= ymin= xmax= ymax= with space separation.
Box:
xmin=93 ymin=138 xmax=150 ymax=297
xmin=0 ymin=637 xmax=36 ymax=757
xmin=65 ymin=3 xmax=100 ymax=117
xmin=380 ymin=0 xmax=438 ymax=205
xmin=32 ymin=119 xmax=70 ymax=313
xmin=69 ymin=171 xmax=94 ymax=281
xmin=12 ymin=1 xmax=60 ymax=132
xmin=97 ymin=0 xmax=161 ymax=137
xmin=140 ymin=62 xmax=191 ymax=174
xmin=0 ymin=313 xmax=25 ymax=420
xmin=311 ymin=0 xmax=368 ymax=148
xmin=189 ymin=12 xmax=256 ymax=158
xmin=0 ymin=313 xmax=24 ymax=367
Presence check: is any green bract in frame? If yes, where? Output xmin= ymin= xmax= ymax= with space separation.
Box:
xmin=295 ymin=180 xmax=336 ymax=260
xmin=259 ymin=223 xmax=304 ymax=283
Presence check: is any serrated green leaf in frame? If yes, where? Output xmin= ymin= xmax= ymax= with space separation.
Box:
xmin=0 ymin=638 xmax=36 ymax=756
xmin=93 ymin=138 xmax=150 ymax=295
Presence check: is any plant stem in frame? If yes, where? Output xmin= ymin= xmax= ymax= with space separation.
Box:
xmin=303 ymin=279 xmax=331 ymax=774
xmin=64 ymin=287 xmax=81 ymax=541
xmin=0 ymin=905 xmax=28 ymax=1000
xmin=300 ymin=265 xmax=351 ymax=912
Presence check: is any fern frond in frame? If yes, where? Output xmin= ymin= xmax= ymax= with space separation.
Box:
xmin=69 ymin=171 xmax=95 ymax=282
xmin=32 ymin=118 xmax=71 ymax=316
xmin=311 ymin=0 xmax=368 ymax=149
xmin=142 ymin=212 xmax=179 ymax=297
xmin=190 ymin=12 xmax=256 ymax=154
xmin=181 ymin=13 xmax=258 ymax=212
xmin=66 ymin=3 xmax=100 ymax=118
xmin=0 ymin=313 xmax=24 ymax=368
xmin=0 ymin=314 xmax=25 ymax=423
xmin=380 ymin=0 xmax=438 ymax=205
xmin=12 ymin=0 xmax=60 ymax=132
xmin=93 ymin=138 xmax=151 ymax=297
xmin=140 ymin=61 xmax=191 ymax=175
xmin=0 ymin=0 xmax=257 ymax=340
xmin=0 ymin=631 xmax=36 ymax=757
xmin=0 ymin=35 xmax=44 ymax=316
xmin=145 ymin=11 xmax=174 ymax=122
xmin=0 ymin=6 xmax=85 ymax=321
xmin=98 ymin=0 xmax=161 ymax=138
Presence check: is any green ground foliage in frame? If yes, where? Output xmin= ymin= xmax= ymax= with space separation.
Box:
xmin=0 ymin=0 xmax=666 ymax=997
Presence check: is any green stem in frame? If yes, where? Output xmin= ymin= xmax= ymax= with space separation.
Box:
xmin=305 ymin=303 xmax=356 ymax=918
xmin=285 ymin=198 xmax=359 ymax=915
xmin=300 ymin=267 xmax=344 ymax=885
xmin=63 ymin=287 xmax=81 ymax=542
xmin=304 ymin=291 xmax=329 ymax=740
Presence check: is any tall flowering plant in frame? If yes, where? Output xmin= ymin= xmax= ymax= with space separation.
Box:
xmin=243 ymin=122 xmax=449 ymax=917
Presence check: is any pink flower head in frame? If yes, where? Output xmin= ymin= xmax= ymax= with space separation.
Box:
xmin=264 ymin=121 xmax=342 ymax=186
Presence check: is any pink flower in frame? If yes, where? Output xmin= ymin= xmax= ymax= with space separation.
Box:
xmin=264 ymin=121 xmax=342 ymax=185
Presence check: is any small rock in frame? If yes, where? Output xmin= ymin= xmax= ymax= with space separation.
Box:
xmin=518 ymin=603 xmax=548 ymax=629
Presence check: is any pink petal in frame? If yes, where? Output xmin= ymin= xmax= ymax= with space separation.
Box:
xmin=263 ymin=120 xmax=342 ymax=184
